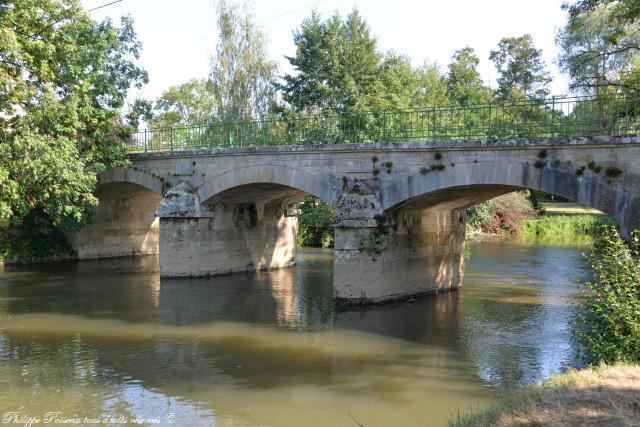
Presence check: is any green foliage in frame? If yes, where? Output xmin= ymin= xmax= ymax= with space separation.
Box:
xmin=296 ymin=196 xmax=334 ymax=248
xmin=534 ymin=159 xmax=547 ymax=168
xmin=0 ymin=0 xmax=147 ymax=258
xmin=0 ymin=212 xmax=76 ymax=261
xmin=490 ymin=34 xmax=551 ymax=100
xmin=557 ymin=3 xmax=640 ymax=94
xmin=358 ymin=226 xmax=391 ymax=256
xmin=522 ymin=214 xmax=615 ymax=237
xmin=605 ymin=166 xmax=623 ymax=177
xmin=579 ymin=227 xmax=640 ymax=363
xmin=280 ymin=8 xmax=457 ymax=116
xmin=446 ymin=47 xmax=493 ymax=105
xmin=467 ymin=201 xmax=492 ymax=229
xmin=150 ymin=79 xmax=218 ymax=128
xmin=280 ymin=8 xmax=381 ymax=114
xmin=467 ymin=192 xmax=536 ymax=235
xmin=210 ymin=0 xmax=277 ymax=120
xmin=562 ymin=0 xmax=640 ymax=93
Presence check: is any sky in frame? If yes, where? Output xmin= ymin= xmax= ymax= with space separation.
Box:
xmin=80 ymin=0 xmax=571 ymax=108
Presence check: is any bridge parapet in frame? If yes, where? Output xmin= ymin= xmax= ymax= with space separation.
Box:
xmin=126 ymin=95 xmax=640 ymax=153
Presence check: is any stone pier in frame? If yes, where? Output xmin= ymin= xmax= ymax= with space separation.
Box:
xmin=333 ymin=183 xmax=466 ymax=304
xmin=157 ymin=184 xmax=297 ymax=277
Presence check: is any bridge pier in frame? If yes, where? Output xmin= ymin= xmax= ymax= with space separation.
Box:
xmin=332 ymin=183 xmax=466 ymax=304
xmin=157 ymin=184 xmax=297 ymax=277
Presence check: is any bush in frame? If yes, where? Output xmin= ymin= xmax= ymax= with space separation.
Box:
xmin=467 ymin=192 xmax=535 ymax=235
xmin=296 ymin=196 xmax=335 ymax=248
xmin=579 ymin=227 xmax=640 ymax=363
xmin=0 ymin=214 xmax=76 ymax=262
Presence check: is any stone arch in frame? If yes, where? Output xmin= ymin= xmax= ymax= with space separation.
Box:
xmin=97 ymin=167 xmax=164 ymax=195
xmin=197 ymin=164 xmax=339 ymax=207
xmin=381 ymin=161 xmax=639 ymax=237
xmin=69 ymin=170 xmax=164 ymax=259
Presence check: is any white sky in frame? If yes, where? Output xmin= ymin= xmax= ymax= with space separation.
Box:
xmin=81 ymin=0 xmax=571 ymax=106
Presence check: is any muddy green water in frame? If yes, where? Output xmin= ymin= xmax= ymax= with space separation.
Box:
xmin=0 ymin=241 xmax=588 ymax=427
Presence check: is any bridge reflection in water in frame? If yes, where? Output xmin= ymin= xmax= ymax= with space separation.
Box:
xmin=0 ymin=242 xmax=586 ymax=426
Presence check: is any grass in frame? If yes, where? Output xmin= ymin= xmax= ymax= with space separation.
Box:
xmin=522 ymin=214 xmax=616 ymax=240
xmin=539 ymin=202 xmax=604 ymax=216
xmin=450 ymin=363 xmax=640 ymax=427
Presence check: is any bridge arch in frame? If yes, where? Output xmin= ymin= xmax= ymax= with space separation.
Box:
xmin=97 ymin=168 xmax=164 ymax=195
xmin=381 ymin=162 xmax=637 ymax=237
xmin=69 ymin=168 xmax=164 ymax=259
xmin=197 ymin=164 xmax=340 ymax=207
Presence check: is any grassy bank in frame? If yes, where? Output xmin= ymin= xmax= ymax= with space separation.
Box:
xmin=522 ymin=214 xmax=616 ymax=241
xmin=451 ymin=363 xmax=640 ymax=427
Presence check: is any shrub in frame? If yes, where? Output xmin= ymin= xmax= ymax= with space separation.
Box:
xmin=579 ymin=227 xmax=640 ymax=363
xmin=296 ymin=196 xmax=335 ymax=248
xmin=467 ymin=192 xmax=535 ymax=235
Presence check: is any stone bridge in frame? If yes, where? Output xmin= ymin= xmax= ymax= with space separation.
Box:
xmin=68 ymin=136 xmax=640 ymax=304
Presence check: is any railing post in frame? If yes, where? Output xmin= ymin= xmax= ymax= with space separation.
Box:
xmin=144 ymin=129 xmax=148 ymax=152
xmin=432 ymin=106 xmax=436 ymax=140
xmin=170 ymin=127 xmax=174 ymax=151
xmin=487 ymin=104 xmax=492 ymax=139
xmin=550 ymin=97 xmax=555 ymax=137
xmin=382 ymin=111 xmax=386 ymax=141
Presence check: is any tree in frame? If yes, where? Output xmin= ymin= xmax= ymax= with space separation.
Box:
xmin=375 ymin=52 xmax=418 ymax=110
xmin=446 ymin=47 xmax=492 ymax=105
xmin=209 ymin=0 xmax=277 ymax=121
xmin=559 ymin=1 xmax=640 ymax=93
xmin=0 ymin=0 xmax=147 ymax=256
xmin=489 ymin=35 xmax=551 ymax=100
xmin=150 ymin=79 xmax=218 ymax=128
xmin=280 ymin=9 xmax=382 ymax=114
xmin=412 ymin=61 xmax=450 ymax=106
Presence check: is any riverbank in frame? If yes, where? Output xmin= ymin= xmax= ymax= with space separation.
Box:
xmin=451 ymin=363 xmax=640 ymax=427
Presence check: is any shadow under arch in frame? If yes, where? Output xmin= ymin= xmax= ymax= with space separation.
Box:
xmin=381 ymin=164 xmax=636 ymax=235
xmin=68 ymin=180 xmax=163 ymax=259
xmin=97 ymin=167 xmax=164 ymax=196
xmin=197 ymin=164 xmax=340 ymax=208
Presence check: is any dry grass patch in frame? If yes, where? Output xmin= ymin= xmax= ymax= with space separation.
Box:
xmin=451 ymin=364 xmax=640 ymax=427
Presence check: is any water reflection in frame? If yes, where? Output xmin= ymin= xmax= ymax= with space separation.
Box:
xmin=0 ymin=243 xmax=589 ymax=426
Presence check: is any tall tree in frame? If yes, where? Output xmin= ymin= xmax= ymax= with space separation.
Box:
xmin=413 ymin=61 xmax=450 ymax=107
xmin=446 ymin=47 xmax=492 ymax=105
xmin=209 ymin=0 xmax=277 ymax=121
xmin=280 ymin=9 xmax=381 ymax=114
xmin=559 ymin=1 xmax=640 ymax=93
xmin=489 ymin=35 xmax=551 ymax=100
xmin=151 ymin=79 xmax=218 ymax=128
xmin=0 ymin=0 xmax=147 ymax=234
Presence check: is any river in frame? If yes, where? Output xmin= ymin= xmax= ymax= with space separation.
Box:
xmin=0 ymin=240 xmax=589 ymax=427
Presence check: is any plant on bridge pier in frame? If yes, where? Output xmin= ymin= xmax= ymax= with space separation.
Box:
xmin=587 ymin=160 xmax=603 ymax=173
xmin=605 ymin=166 xmax=623 ymax=178
xmin=357 ymin=222 xmax=392 ymax=257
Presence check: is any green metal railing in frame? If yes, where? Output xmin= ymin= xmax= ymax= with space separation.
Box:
xmin=127 ymin=95 xmax=640 ymax=153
